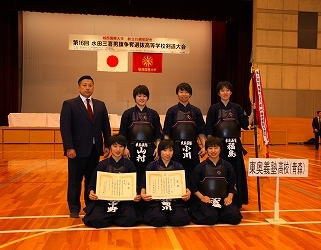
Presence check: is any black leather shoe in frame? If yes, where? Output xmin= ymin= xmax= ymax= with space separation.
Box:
xmin=70 ymin=212 xmax=79 ymax=218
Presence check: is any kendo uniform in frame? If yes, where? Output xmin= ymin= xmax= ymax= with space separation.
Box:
xmin=140 ymin=160 xmax=191 ymax=227
xmin=119 ymin=106 xmax=163 ymax=191
xmin=206 ymin=101 xmax=249 ymax=208
xmin=189 ymin=158 xmax=242 ymax=225
xmin=163 ymin=103 xmax=206 ymax=182
xmin=82 ymin=157 xmax=142 ymax=228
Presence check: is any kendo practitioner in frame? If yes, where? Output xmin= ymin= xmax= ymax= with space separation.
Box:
xmin=82 ymin=134 xmax=142 ymax=228
xmin=206 ymin=81 xmax=253 ymax=208
xmin=119 ymin=85 xmax=163 ymax=190
xmin=189 ymin=137 xmax=242 ymax=225
xmin=163 ymin=82 xmax=206 ymax=182
xmin=140 ymin=139 xmax=191 ymax=227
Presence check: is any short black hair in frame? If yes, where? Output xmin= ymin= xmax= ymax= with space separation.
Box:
xmin=78 ymin=75 xmax=93 ymax=85
xmin=176 ymin=82 xmax=192 ymax=95
xmin=317 ymin=111 xmax=321 ymax=114
xmin=133 ymin=85 xmax=149 ymax=99
xmin=106 ymin=134 xmax=127 ymax=148
xmin=205 ymin=137 xmax=223 ymax=150
xmin=216 ymin=81 xmax=233 ymax=93
xmin=157 ymin=139 xmax=174 ymax=156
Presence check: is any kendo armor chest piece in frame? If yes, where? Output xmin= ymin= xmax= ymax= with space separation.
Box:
xmin=171 ymin=110 xmax=197 ymax=141
xmin=128 ymin=111 xmax=155 ymax=142
xmin=213 ymin=108 xmax=241 ymax=138
xmin=198 ymin=163 xmax=228 ymax=198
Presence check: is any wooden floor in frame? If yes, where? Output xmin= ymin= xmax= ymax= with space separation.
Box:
xmin=0 ymin=142 xmax=320 ymax=250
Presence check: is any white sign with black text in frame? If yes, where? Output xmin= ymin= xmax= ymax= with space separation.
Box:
xmin=248 ymin=158 xmax=308 ymax=177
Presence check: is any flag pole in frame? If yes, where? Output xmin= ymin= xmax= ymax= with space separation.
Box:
xmin=250 ymin=63 xmax=262 ymax=212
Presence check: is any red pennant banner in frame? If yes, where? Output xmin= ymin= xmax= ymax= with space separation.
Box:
xmin=253 ymin=69 xmax=270 ymax=146
xmin=132 ymin=53 xmax=163 ymax=73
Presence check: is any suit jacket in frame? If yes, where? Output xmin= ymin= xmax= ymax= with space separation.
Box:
xmin=312 ymin=116 xmax=320 ymax=133
xmin=60 ymin=96 xmax=111 ymax=157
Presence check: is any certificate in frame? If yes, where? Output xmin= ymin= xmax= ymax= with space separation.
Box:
xmin=146 ymin=170 xmax=186 ymax=199
xmin=96 ymin=171 xmax=136 ymax=201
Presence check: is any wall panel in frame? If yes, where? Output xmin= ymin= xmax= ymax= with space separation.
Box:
xmin=254 ymin=0 xmax=321 ymax=118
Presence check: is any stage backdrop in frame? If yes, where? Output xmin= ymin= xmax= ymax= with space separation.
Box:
xmin=22 ymin=12 xmax=212 ymax=115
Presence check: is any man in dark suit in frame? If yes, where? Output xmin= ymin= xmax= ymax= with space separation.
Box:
xmin=60 ymin=75 xmax=111 ymax=218
xmin=312 ymin=110 xmax=321 ymax=150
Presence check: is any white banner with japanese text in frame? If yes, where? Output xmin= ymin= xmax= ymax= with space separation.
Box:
xmin=69 ymin=34 xmax=190 ymax=54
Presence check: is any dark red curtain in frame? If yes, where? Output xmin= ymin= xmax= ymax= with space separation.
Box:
xmin=211 ymin=6 xmax=253 ymax=114
xmin=0 ymin=0 xmax=252 ymax=126
xmin=0 ymin=2 xmax=19 ymax=126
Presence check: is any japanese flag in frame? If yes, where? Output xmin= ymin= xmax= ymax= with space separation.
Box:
xmin=97 ymin=51 xmax=128 ymax=72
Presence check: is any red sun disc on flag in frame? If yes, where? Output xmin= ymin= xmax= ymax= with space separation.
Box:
xmin=106 ymin=55 xmax=119 ymax=67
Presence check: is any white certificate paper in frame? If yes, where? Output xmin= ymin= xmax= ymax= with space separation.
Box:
xmin=96 ymin=171 xmax=136 ymax=201
xmin=146 ymin=170 xmax=186 ymax=199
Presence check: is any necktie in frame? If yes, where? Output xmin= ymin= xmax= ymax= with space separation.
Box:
xmin=86 ymin=99 xmax=93 ymax=121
